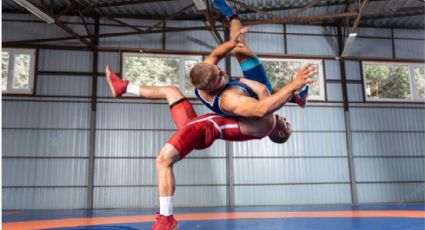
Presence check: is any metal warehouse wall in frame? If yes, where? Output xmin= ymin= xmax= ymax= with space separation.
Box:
xmin=2 ymin=14 xmax=424 ymax=209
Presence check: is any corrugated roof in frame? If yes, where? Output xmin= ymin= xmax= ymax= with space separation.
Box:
xmin=2 ymin=0 xmax=424 ymax=29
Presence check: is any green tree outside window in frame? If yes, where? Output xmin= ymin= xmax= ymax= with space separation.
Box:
xmin=365 ymin=64 xmax=411 ymax=99
xmin=2 ymin=51 xmax=9 ymax=91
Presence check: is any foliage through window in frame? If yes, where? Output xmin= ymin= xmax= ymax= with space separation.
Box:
xmin=123 ymin=53 xmax=202 ymax=95
xmin=363 ymin=62 xmax=424 ymax=101
xmin=2 ymin=48 xmax=36 ymax=94
xmin=262 ymin=58 xmax=325 ymax=100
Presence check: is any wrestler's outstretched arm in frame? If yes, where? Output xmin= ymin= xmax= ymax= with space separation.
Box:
xmin=220 ymin=64 xmax=316 ymax=118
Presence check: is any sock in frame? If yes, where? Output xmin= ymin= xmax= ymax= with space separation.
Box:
xmin=160 ymin=196 xmax=173 ymax=216
xmin=125 ymin=84 xmax=140 ymax=96
xmin=212 ymin=0 xmax=237 ymax=19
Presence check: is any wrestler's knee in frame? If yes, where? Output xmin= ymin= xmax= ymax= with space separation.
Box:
xmin=156 ymin=144 xmax=180 ymax=170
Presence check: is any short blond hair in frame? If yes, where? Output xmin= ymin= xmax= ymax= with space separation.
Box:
xmin=190 ymin=63 xmax=216 ymax=90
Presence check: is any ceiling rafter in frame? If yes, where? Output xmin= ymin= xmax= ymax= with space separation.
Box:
xmin=194 ymin=0 xmax=224 ymax=44
xmin=228 ymin=0 xmax=277 ymax=19
xmin=244 ymin=12 xmax=359 ymax=26
xmin=24 ymin=0 xmax=97 ymax=49
xmin=94 ymin=0 xmax=173 ymax=8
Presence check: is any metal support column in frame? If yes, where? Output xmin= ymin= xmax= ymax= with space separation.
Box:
xmin=337 ymin=24 xmax=358 ymax=204
xmin=224 ymin=27 xmax=235 ymax=207
xmin=87 ymin=16 xmax=99 ymax=209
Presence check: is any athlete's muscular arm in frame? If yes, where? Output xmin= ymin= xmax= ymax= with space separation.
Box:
xmin=220 ymin=85 xmax=295 ymax=118
xmin=205 ymin=28 xmax=248 ymax=65
xmin=221 ymin=64 xmax=316 ymax=118
xmin=239 ymin=78 xmax=270 ymax=100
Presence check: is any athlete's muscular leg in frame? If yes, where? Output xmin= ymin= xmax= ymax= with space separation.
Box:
xmin=229 ymin=18 xmax=255 ymax=62
xmin=138 ymin=85 xmax=185 ymax=106
xmin=156 ymin=144 xmax=180 ymax=197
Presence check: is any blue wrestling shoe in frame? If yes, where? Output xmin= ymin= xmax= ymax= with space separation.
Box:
xmin=294 ymin=85 xmax=309 ymax=108
xmin=212 ymin=0 xmax=237 ymax=20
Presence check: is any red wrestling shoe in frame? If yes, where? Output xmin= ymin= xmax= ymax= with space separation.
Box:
xmin=151 ymin=213 xmax=179 ymax=230
xmin=105 ymin=65 xmax=129 ymax=97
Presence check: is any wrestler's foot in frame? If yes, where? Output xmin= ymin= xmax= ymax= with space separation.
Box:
xmin=212 ymin=0 xmax=237 ymax=20
xmin=105 ymin=65 xmax=129 ymax=97
xmin=294 ymin=85 xmax=309 ymax=108
xmin=151 ymin=213 xmax=179 ymax=230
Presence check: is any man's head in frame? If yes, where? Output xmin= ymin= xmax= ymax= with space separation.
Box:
xmin=190 ymin=63 xmax=228 ymax=92
xmin=268 ymin=115 xmax=292 ymax=144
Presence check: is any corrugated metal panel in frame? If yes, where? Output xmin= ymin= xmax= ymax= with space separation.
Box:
xmin=174 ymin=158 xmax=227 ymax=184
xmin=2 ymin=17 xmax=69 ymax=42
xmin=347 ymin=83 xmax=363 ymax=102
xmin=2 ymin=101 xmax=90 ymax=129
xmin=97 ymin=102 xmax=178 ymax=129
xmin=94 ymin=187 xmax=157 ymax=208
xmin=2 ymin=129 xmax=89 ymax=157
xmin=344 ymin=61 xmax=361 ymax=80
xmin=165 ymin=20 xmax=220 ymax=51
xmin=231 ymin=57 xmax=243 ymax=77
xmin=3 ymin=159 xmax=88 ymax=186
xmin=356 ymin=27 xmax=391 ymax=38
xmin=38 ymin=50 xmax=92 ymax=72
xmin=249 ymin=24 xmax=284 ymax=33
xmin=234 ymin=158 xmax=349 ymax=184
xmin=352 ymin=132 xmax=425 ymax=157
xmin=3 ymin=13 xmax=40 ymax=20
xmin=362 ymin=0 xmax=424 ymax=28
xmin=347 ymin=38 xmax=393 ymax=58
xmin=93 ymin=186 xmax=226 ymax=208
xmin=357 ymin=183 xmax=425 ymax=203
xmin=235 ymin=184 xmax=351 ymax=205
xmin=274 ymin=106 xmax=345 ymax=131
xmin=393 ymin=29 xmax=425 ymax=39
xmin=3 ymin=188 xmax=87 ymax=210
xmin=98 ymin=52 xmax=120 ymax=73
xmin=174 ymin=186 xmax=227 ymax=207
xmin=287 ymin=34 xmax=338 ymax=56
xmin=94 ymin=159 xmax=155 ymax=186
xmin=286 ymin=25 xmax=338 ymax=35
xmin=98 ymin=0 xmax=196 ymax=18
xmin=355 ymin=158 xmax=425 ymax=182
xmin=97 ymin=102 xmax=210 ymax=129
xmin=233 ymin=132 xmax=347 ymax=157
xmin=166 ymin=31 xmax=221 ymax=52
xmin=246 ymin=32 xmax=285 ymax=54
xmin=326 ymin=83 xmax=343 ymax=102
xmin=350 ymin=108 xmax=425 ymax=131
xmin=99 ymin=18 xmax=156 ymax=27
xmin=166 ymin=20 xmax=206 ymax=28
xmin=324 ymin=60 xmax=340 ymax=80
xmin=3 ymin=0 xmax=424 ymax=29
xmin=97 ymin=76 xmax=111 ymax=97
xmin=99 ymin=29 xmax=162 ymax=49
xmin=96 ymin=130 xmax=225 ymax=158
xmin=36 ymin=75 xmax=91 ymax=96
xmin=95 ymin=158 xmax=226 ymax=186
xmin=395 ymin=39 xmax=425 ymax=60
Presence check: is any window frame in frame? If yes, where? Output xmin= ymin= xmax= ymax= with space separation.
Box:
xmin=121 ymin=52 xmax=203 ymax=96
xmin=411 ymin=63 xmax=425 ymax=101
xmin=2 ymin=48 xmax=36 ymax=94
xmin=260 ymin=57 xmax=326 ymax=101
xmin=362 ymin=61 xmax=424 ymax=102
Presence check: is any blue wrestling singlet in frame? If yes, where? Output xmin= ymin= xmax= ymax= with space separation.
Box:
xmin=194 ymin=79 xmax=258 ymax=117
